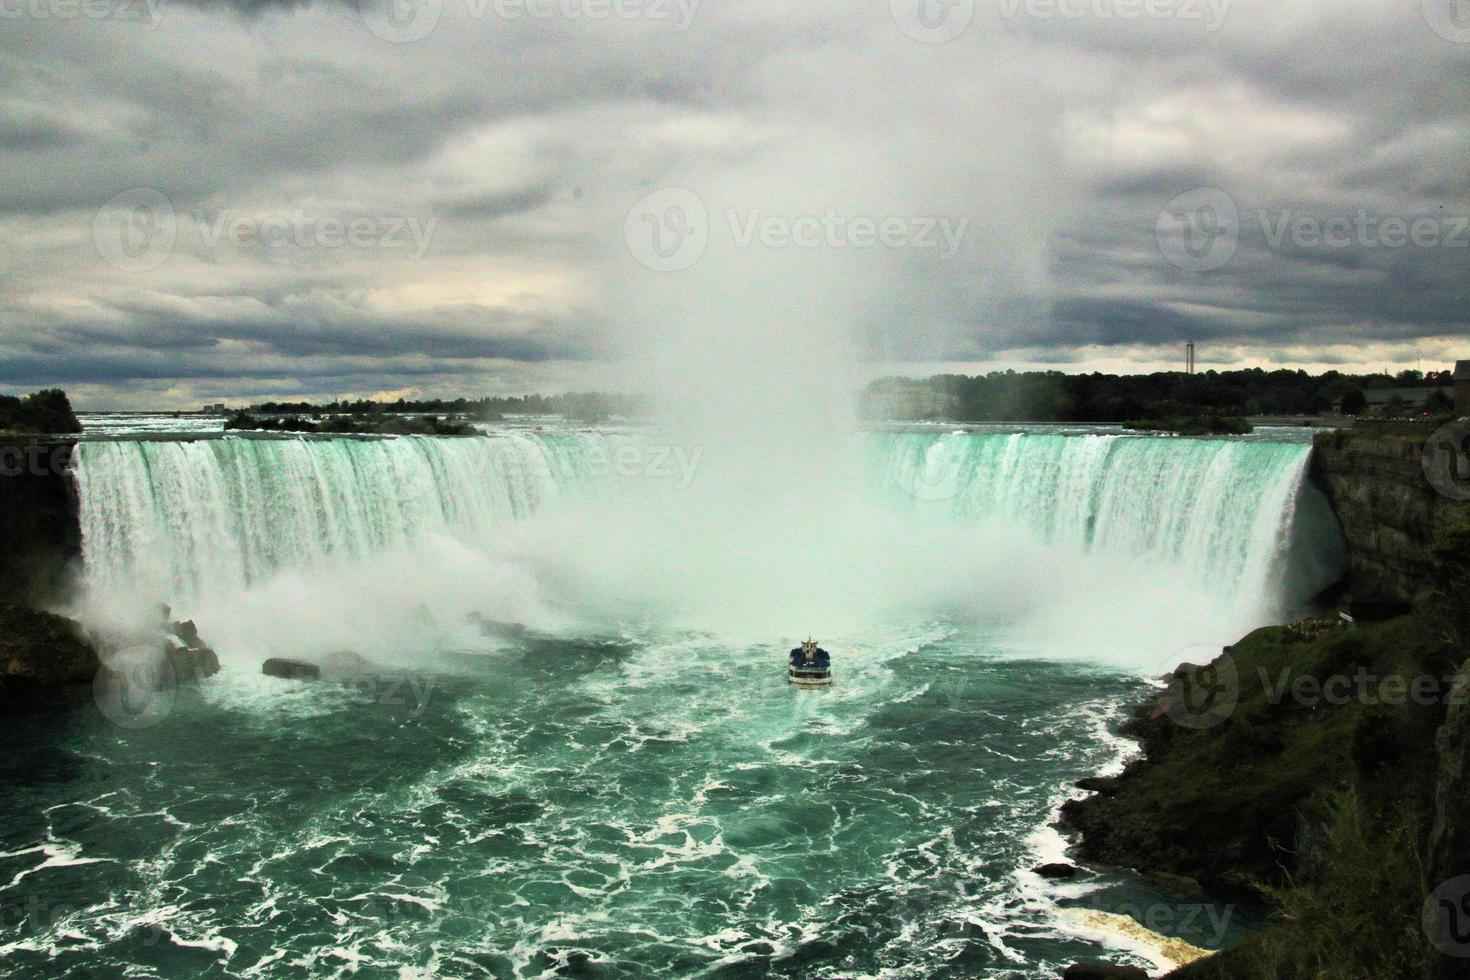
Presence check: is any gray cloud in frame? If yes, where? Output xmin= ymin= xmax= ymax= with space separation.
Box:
xmin=0 ymin=0 xmax=1467 ymax=407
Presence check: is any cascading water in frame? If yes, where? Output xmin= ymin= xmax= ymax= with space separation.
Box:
xmin=9 ymin=425 xmax=1344 ymax=978
xmin=74 ymin=432 xmax=622 ymax=604
xmin=74 ymin=427 xmax=1343 ymax=628
xmin=870 ymin=429 xmax=1344 ymax=621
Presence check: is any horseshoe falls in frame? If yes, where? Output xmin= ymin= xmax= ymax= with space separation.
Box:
xmin=2 ymin=425 xmax=1343 ymax=978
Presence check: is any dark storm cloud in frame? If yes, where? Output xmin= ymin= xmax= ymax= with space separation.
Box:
xmin=0 ymin=0 xmax=1467 ymax=406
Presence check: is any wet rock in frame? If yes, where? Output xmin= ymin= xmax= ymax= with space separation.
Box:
xmin=1035 ymin=862 xmax=1080 ymax=880
xmin=0 ymin=604 xmax=99 ymax=709
xmin=168 ymin=644 xmax=220 ymax=684
xmin=1075 ymin=776 xmax=1119 ymax=795
xmin=262 ymin=657 xmax=321 ymax=680
xmin=1061 ymin=963 xmax=1148 ymax=980
xmin=316 ymin=649 xmax=376 ymax=678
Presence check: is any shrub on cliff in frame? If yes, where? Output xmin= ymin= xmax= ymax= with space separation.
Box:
xmin=0 ymin=389 xmax=81 ymax=435
xmin=1171 ymin=790 xmax=1428 ymax=979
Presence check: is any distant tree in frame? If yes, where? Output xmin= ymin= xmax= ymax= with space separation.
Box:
xmin=1339 ymin=387 xmax=1367 ymax=415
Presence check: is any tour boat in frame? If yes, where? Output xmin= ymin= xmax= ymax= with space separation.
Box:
xmin=788 ymin=639 xmax=833 ymax=688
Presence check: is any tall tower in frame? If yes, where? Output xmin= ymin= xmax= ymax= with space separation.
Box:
xmin=1186 ymin=341 xmax=1196 ymax=375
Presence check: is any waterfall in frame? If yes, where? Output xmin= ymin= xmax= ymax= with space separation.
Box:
xmin=74 ymin=429 xmax=1344 ymax=622
xmin=73 ymin=433 xmax=624 ymax=604
xmin=869 ymin=430 xmax=1343 ymax=616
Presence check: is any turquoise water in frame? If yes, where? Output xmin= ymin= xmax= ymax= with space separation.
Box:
xmin=4 ymin=425 xmax=1325 ymax=977
xmin=2 ymin=628 xmax=1185 ymax=978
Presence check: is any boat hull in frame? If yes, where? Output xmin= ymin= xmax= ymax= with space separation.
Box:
xmin=788 ymin=666 xmax=832 ymax=688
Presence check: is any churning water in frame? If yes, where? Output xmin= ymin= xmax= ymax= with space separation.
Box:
xmin=0 ymin=422 xmax=1342 ymax=977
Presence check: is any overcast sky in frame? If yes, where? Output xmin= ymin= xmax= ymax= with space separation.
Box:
xmin=1 ymin=0 xmax=1467 ymax=408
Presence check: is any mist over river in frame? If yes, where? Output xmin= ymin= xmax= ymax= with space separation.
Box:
xmin=1 ymin=420 xmax=1344 ymax=978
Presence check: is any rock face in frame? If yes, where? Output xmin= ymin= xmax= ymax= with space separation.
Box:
xmin=0 ymin=603 xmax=100 ymax=709
xmin=1311 ymin=430 xmax=1470 ymax=616
xmin=0 ymin=438 xmax=80 ymax=606
xmin=1424 ymin=527 xmax=1470 ymax=980
xmin=1062 ymin=964 xmax=1149 ymax=980
xmin=262 ymin=658 xmax=322 ymax=680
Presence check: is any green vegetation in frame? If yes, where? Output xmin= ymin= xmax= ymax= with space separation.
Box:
xmin=225 ymin=412 xmax=478 ymax=436
xmin=0 ymin=389 xmax=81 ymax=435
xmin=1066 ymin=617 xmax=1448 ymax=889
xmin=1173 ymin=791 xmax=1428 ymax=979
xmin=247 ymin=392 xmax=649 ymax=423
xmin=1123 ymin=416 xmax=1254 ymax=436
xmin=862 ymin=367 xmax=1454 ymax=424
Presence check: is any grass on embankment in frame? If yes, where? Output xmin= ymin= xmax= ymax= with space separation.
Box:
xmin=1066 ymin=615 xmax=1454 ymax=978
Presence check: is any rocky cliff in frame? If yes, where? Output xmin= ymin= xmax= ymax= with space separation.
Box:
xmin=0 ymin=437 xmax=81 ymax=606
xmin=1310 ymin=428 xmax=1470 ymax=616
xmin=1065 ymin=425 xmax=1470 ymax=978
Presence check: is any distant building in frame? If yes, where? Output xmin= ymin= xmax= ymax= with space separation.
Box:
xmin=1362 ymin=387 xmax=1431 ymax=410
xmin=202 ymin=403 xmax=227 ymax=414
xmin=1457 ymin=361 xmax=1470 ymax=415
xmin=861 ymin=380 xmax=960 ymax=420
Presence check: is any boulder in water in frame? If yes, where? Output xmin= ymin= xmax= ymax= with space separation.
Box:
xmin=1061 ymin=964 xmax=1149 ymax=980
xmin=317 ymin=650 xmax=376 ymax=678
xmin=0 ymin=604 xmax=100 ymax=709
xmin=1035 ymin=862 xmax=1081 ymax=880
xmin=262 ymin=658 xmax=321 ymax=680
